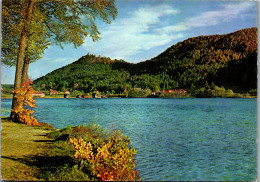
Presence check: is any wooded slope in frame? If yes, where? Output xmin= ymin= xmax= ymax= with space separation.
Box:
xmin=33 ymin=27 xmax=257 ymax=93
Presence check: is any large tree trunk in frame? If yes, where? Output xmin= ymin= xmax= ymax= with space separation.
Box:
xmin=10 ymin=0 xmax=35 ymax=121
xmin=21 ymin=56 xmax=30 ymax=84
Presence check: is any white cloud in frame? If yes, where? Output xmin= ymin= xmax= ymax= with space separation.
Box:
xmin=51 ymin=58 xmax=70 ymax=63
xmin=162 ymin=2 xmax=255 ymax=33
xmin=47 ymin=57 xmax=73 ymax=67
xmin=185 ymin=1 xmax=255 ymax=28
xmin=132 ymin=4 xmax=179 ymax=25
xmin=82 ymin=1 xmax=255 ymax=62
xmin=159 ymin=23 xmax=189 ymax=33
xmin=83 ymin=4 xmax=182 ymax=61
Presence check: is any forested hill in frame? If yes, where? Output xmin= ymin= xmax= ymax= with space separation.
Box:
xmin=33 ymin=27 xmax=257 ymax=94
xmin=134 ymin=27 xmax=257 ymax=90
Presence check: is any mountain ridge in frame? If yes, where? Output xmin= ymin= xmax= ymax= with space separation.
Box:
xmin=33 ymin=27 xmax=257 ymax=94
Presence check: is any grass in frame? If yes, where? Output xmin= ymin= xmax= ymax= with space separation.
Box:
xmin=1 ymin=117 xmax=140 ymax=181
xmin=1 ymin=93 xmax=13 ymax=99
xmin=1 ymin=117 xmax=54 ymax=180
xmin=1 ymin=93 xmax=76 ymax=99
xmin=1 ymin=117 xmax=91 ymax=181
xmin=44 ymin=94 xmax=66 ymax=98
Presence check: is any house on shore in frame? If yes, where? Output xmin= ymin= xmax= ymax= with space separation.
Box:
xmin=77 ymin=95 xmax=89 ymax=98
xmin=32 ymin=91 xmax=45 ymax=98
xmin=162 ymin=89 xmax=187 ymax=93
xmin=162 ymin=90 xmax=169 ymax=94
xmin=92 ymin=90 xmax=100 ymax=98
xmin=92 ymin=93 xmax=98 ymax=98
xmin=64 ymin=90 xmax=70 ymax=98
xmin=49 ymin=89 xmax=58 ymax=95
xmin=162 ymin=89 xmax=187 ymax=96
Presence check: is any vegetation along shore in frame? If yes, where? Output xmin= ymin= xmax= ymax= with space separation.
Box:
xmin=1 ymin=117 xmax=140 ymax=181
xmin=1 ymin=84 xmax=257 ymax=99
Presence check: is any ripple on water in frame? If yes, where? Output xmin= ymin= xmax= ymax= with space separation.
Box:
xmin=1 ymin=98 xmax=257 ymax=181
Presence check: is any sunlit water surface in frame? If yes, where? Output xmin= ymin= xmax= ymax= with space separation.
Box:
xmin=1 ymin=98 xmax=257 ymax=181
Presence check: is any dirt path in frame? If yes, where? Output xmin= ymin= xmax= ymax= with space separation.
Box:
xmin=1 ymin=118 xmax=53 ymax=180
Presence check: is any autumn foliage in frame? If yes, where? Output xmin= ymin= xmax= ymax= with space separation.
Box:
xmin=33 ymin=27 xmax=257 ymax=93
xmin=12 ymin=79 xmax=39 ymax=126
xmin=69 ymin=130 xmax=140 ymax=181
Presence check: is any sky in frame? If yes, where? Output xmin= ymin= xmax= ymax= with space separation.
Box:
xmin=1 ymin=0 xmax=258 ymax=84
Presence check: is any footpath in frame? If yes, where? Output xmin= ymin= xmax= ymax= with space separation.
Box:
xmin=1 ymin=118 xmax=53 ymax=180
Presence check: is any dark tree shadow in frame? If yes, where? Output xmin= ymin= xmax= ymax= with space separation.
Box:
xmin=1 ymin=154 xmax=77 ymax=180
xmin=1 ymin=134 xmax=94 ymax=180
xmin=34 ymin=134 xmax=48 ymax=137
xmin=2 ymin=155 xmax=75 ymax=169
xmin=33 ymin=140 xmax=55 ymax=142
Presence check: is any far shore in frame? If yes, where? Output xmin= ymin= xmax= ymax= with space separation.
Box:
xmin=1 ymin=95 xmax=257 ymax=99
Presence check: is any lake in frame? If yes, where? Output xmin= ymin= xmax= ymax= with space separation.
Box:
xmin=1 ymin=98 xmax=257 ymax=181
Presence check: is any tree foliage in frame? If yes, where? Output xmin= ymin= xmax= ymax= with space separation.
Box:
xmin=136 ymin=27 xmax=257 ymax=91
xmin=33 ymin=28 xmax=257 ymax=94
xmin=1 ymin=0 xmax=118 ymax=66
xmin=11 ymin=79 xmax=39 ymax=126
xmin=1 ymin=0 xmax=50 ymax=66
xmin=2 ymin=0 xmax=117 ymax=121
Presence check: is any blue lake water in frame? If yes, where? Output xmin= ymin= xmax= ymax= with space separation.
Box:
xmin=1 ymin=98 xmax=257 ymax=181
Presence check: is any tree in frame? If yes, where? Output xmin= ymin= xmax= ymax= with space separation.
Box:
xmin=9 ymin=0 xmax=36 ymax=120
xmin=2 ymin=0 xmax=117 ymax=121
xmin=1 ymin=0 xmax=50 ymax=74
xmin=11 ymin=78 xmax=39 ymax=125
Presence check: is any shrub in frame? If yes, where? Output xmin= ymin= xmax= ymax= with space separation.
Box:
xmin=128 ymin=88 xmax=152 ymax=98
xmin=69 ymin=130 xmax=140 ymax=181
xmin=47 ymin=131 xmax=61 ymax=139
xmin=39 ymin=122 xmax=54 ymax=128
xmin=195 ymin=86 xmax=238 ymax=98
xmin=46 ymin=124 xmax=140 ymax=181
xmin=225 ymin=89 xmax=234 ymax=97
xmin=71 ymin=90 xmax=85 ymax=97
xmin=12 ymin=79 xmax=39 ymax=126
xmin=233 ymin=93 xmax=242 ymax=98
xmin=214 ymin=86 xmax=225 ymax=97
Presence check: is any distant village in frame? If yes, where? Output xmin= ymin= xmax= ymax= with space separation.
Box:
xmin=30 ymin=88 xmax=188 ymax=98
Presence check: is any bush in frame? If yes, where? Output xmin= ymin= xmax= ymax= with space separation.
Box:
xmin=195 ymin=86 xmax=238 ymax=98
xmin=12 ymin=79 xmax=39 ymax=125
xmin=38 ymin=122 xmax=55 ymax=129
xmin=70 ymin=131 xmax=140 ymax=181
xmin=71 ymin=90 xmax=85 ymax=97
xmin=214 ymin=86 xmax=225 ymax=97
xmin=249 ymin=89 xmax=257 ymax=95
xmin=46 ymin=124 xmax=140 ymax=181
xmin=128 ymin=88 xmax=151 ymax=98
xmin=225 ymin=89 xmax=234 ymax=97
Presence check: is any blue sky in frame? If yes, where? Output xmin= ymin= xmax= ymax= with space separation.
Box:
xmin=1 ymin=0 xmax=258 ymax=84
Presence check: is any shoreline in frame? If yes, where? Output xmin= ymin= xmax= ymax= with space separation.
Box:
xmin=1 ymin=117 xmax=140 ymax=181
xmin=1 ymin=96 xmax=257 ymax=99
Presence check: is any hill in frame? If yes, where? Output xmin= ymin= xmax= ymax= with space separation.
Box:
xmin=135 ymin=27 xmax=257 ymax=91
xmin=33 ymin=27 xmax=257 ymax=95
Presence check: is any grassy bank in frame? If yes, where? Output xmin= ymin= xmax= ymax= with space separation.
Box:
xmin=1 ymin=118 xmax=91 ymax=180
xmin=1 ymin=117 xmax=140 ymax=181
xmin=1 ymin=117 xmax=55 ymax=180
xmin=1 ymin=93 xmax=13 ymax=99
